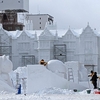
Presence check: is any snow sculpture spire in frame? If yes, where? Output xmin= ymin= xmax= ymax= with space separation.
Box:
xmin=87 ymin=22 xmax=89 ymax=26
xmin=34 ymin=31 xmax=37 ymax=40
xmin=69 ymin=25 xmax=70 ymax=29
xmin=55 ymin=30 xmax=58 ymax=40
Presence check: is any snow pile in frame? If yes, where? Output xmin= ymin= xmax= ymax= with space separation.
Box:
xmin=35 ymin=87 xmax=97 ymax=95
xmin=9 ymin=66 xmax=27 ymax=88
xmin=36 ymin=87 xmax=76 ymax=94
xmin=0 ymin=55 xmax=15 ymax=93
xmin=0 ymin=80 xmax=15 ymax=93
xmin=14 ymin=66 xmax=27 ymax=79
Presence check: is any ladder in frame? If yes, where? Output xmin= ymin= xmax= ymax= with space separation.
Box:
xmin=68 ymin=68 xmax=74 ymax=82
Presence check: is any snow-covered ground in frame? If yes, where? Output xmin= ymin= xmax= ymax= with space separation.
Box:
xmin=0 ymin=89 xmax=100 ymax=100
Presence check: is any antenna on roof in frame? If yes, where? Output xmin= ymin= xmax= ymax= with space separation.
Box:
xmin=37 ymin=5 xmax=40 ymax=14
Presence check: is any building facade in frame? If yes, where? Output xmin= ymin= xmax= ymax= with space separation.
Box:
xmin=25 ymin=14 xmax=54 ymax=30
xmin=0 ymin=24 xmax=100 ymax=74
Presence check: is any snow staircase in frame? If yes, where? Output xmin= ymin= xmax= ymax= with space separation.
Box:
xmin=68 ymin=68 xmax=74 ymax=82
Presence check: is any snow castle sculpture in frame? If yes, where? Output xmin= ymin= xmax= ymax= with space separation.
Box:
xmin=0 ymin=55 xmax=14 ymax=88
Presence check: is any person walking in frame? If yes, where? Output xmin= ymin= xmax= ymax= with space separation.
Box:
xmin=91 ymin=72 xmax=98 ymax=89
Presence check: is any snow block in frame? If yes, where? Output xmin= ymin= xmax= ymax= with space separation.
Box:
xmin=27 ymin=65 xmax=67 ymax=93
xmin=27 ymin=65 xmax=87 ymax=94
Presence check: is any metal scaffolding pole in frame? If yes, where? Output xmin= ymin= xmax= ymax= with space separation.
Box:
xmin=54 ymin=44 xmax=66 ymax=62
xmin=22 ymin=55 xmax=35 ymax=66
xmin=0 ymin=46 xmax=12 ymax=60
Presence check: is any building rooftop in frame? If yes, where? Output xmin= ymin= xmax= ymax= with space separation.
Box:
xmin=26 ymin=14 xmax=54 ymax=18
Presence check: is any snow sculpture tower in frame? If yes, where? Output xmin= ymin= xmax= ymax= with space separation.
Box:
xmin=0 ymin=0 xmax=29 ymax=31
xmin=38 ymin=28 xmax=55 ymax=62
xmin=0 ymin=55 xmax=13 ymax=87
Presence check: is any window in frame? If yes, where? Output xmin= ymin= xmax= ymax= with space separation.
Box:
xmin=85 ymin=41 xmax=92 ymax=53
xmin=18 ymin=43 xmax=30 ymax=51
xmin=66 ymin=42 xmax=75 ymax=50
xmin=40 ymin=22 xmax=41 ymax=24
xmin=40 ymin=27 xmax=41 ymax=29
xmin=40 ymin=18 xmax=41 ymax=20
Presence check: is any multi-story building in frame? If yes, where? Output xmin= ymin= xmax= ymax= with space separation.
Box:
xmin=25 ymin=14 xmax=54 ymax=30
xmin=0 ymin=23 xmax=100 ymax=74
xmin=0 ymin=0 xmax=29 ymax=31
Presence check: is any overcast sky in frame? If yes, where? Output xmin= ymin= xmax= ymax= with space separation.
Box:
xmin=29 ymin=0 xmax=100 ymax=30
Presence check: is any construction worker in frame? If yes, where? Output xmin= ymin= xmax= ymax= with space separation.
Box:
xmin=88 ymin=70 xmax=94 ymax=78
xmin=40 ymin=59 xmax=47 ymax=66
xmin=91 ymin=72 xmax=98 ymax=89
xmin=88 ymin=70 xmax=100 ymax=89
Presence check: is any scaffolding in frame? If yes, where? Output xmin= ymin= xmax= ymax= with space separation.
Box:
xmin=54 ymin=44 xmax=66 ymax=62
xmin=0 ymin=12 xmax=24 ymax=31
xmin=0 ymin=46 xmax=12 ymax=59
xmin=22 ymin=55 xmax=35 ymax=66
xmin=0 ymin=33 xmax=12 ymax=59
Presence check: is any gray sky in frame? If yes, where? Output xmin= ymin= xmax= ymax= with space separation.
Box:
xmin=29 ymin=0 xmax=100 ymax=30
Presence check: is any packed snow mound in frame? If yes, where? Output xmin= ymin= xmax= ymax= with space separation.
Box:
xmin=0 ymin=80 xmax=15 ymax=93
xmin=27 ymin=65 xmax=87 ymax=94
xmin=47 ymin=60 xmax=66 ymax=73
xmin=14 ymin=66 xmax=27 ymax=78
xmin=0 ymin=55 xmax=13 ymax=73
xmin=0 ymin=55 xmax=15 ymax=92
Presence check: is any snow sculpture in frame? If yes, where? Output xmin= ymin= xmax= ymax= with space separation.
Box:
xmin=65 ymin=61 xmax=88 ymax=83
xmin=79 ymin=64 xmax=88 ymax=81
xmin=64 ymin=61 xmax=79 ymax=83
xmin=27 ymin=64 xmax=87 ymax=93
xmin=47 ymin=60 xmax=66 ymax=78
xmin=0 ymin=55 xmax=13 ymax=87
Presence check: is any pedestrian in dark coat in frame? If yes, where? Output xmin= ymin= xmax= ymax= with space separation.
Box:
xmin=91 ymin=72 xmax=98 ymax=89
